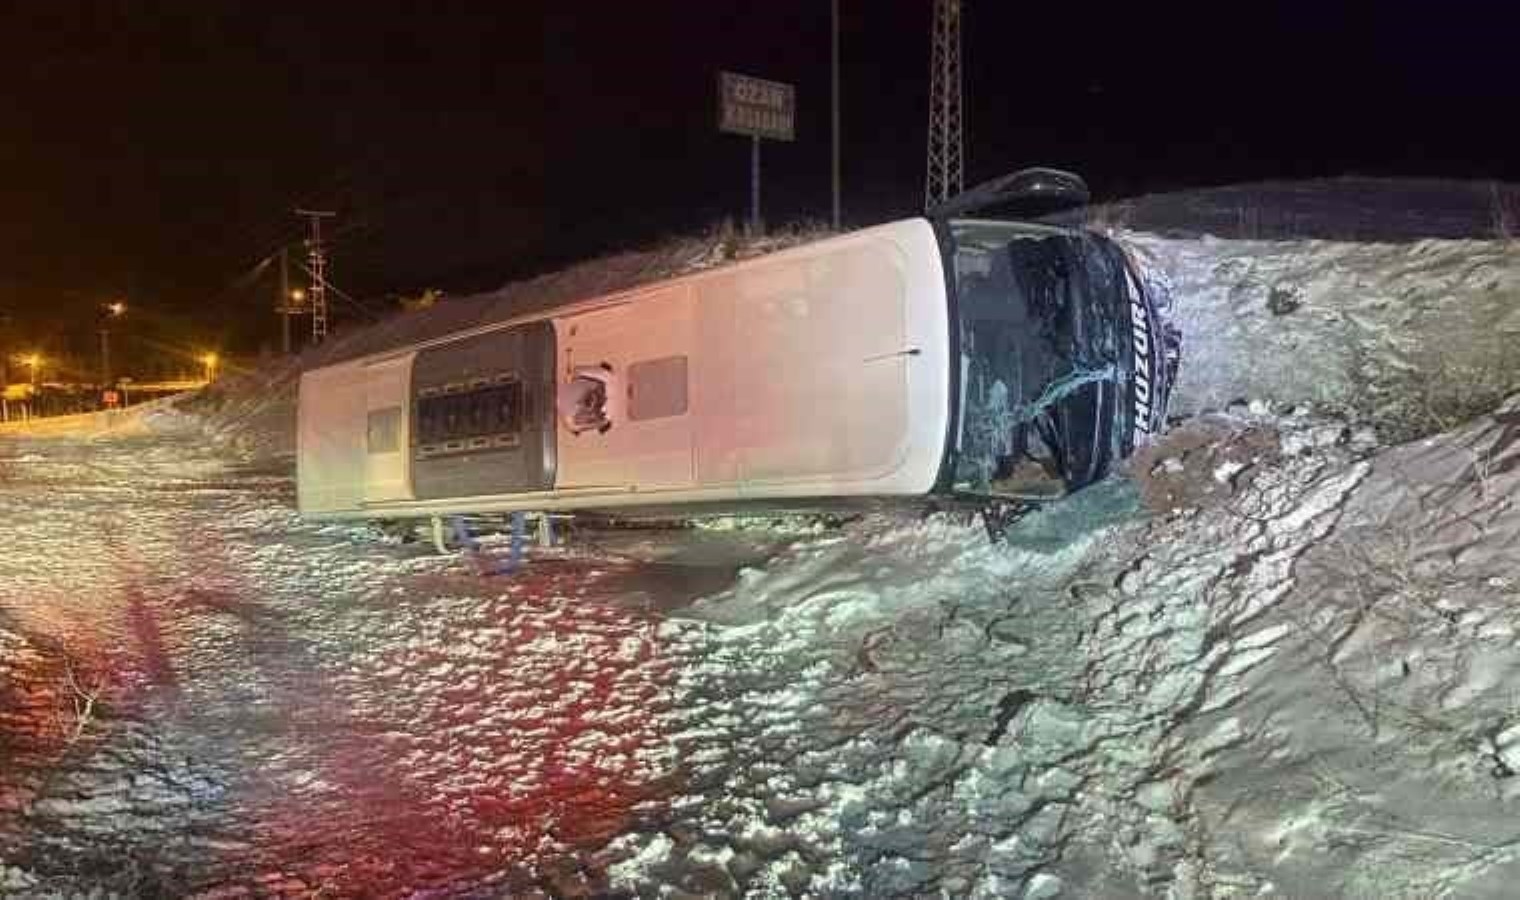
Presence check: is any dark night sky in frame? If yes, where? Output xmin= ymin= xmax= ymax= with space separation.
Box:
xmin=2 ymin=1 xmax=1517 ymax=361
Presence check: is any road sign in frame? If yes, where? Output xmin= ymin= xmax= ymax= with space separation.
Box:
xmin=718 ymin=72 xmax=795 ymax=142
xmin=718 ymin=71 xmax=795 ymax=233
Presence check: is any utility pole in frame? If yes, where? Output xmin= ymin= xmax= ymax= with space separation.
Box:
xmin=280 ymin=245 xmax=290 ymax=355
xmin=98 ymin=328 xmax=110 ymax=389
xmin=925 ymin=0 xmax=964 ymax=209
xmin=832 ymin=0 xmax=842 ymax=230
xmin=750 ymin=136 xmax=762 ymax=234
xmin=278 ymin=246 xmax=292 ymax=355
xmin=99 ymin=301 xmax=125 ymax=392
xmin=295 ymin=209 xmax=336 ymax=343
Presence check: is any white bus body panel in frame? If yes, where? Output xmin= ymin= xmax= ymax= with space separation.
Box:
xmin=297 ymin=363 xmax=369 ymax=515
xmin=296 ymin=218 xmax=951 ymax=519
xmin=554 ymin=285 xmax=698 ymax=491
xmin=724 ymin=235 xmax=915 ymax=491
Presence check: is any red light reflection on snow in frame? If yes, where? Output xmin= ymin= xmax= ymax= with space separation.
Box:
xmin=2 ymin=496 xmax=676 ymax=895
xmin=235 ymin=562 xmax=674 ymax=894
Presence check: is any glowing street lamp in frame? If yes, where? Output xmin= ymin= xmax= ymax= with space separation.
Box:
xmin=201 ymin=352 xmax=220 ymax=384
xmin=290 ymin=288 xmax=306 ymax=304
xmin=100 ymin=300 xmax=127 ymax=387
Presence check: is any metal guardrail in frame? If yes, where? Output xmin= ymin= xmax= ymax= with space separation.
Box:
xmin=0 ymin=387 xmax=199 ymax=433
xmin=123 ymin=380 xmax=209 ymax=393
xmin=0 ymin=407 xmax=138 ymax=437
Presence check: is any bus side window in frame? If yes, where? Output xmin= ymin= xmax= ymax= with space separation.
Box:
xmin=627 ymin=356 xmax=688 ymax=421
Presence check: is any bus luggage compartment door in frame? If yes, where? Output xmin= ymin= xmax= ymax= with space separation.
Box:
xmin=409 ymin=322 xmax=556 ymax=501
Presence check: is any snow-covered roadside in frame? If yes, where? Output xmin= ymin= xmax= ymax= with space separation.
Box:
xmin=169 ymin=229 xmax=1520 ymax=896
xmin=1125 ymin=233 xmax=1520 ymax=440
xmin=1181 ymin=396 xmax=1520 ymax=897
xmin=602 ymin=400 xmax=1520 ymax=897
xmin=0 ymin=436 xmax=693 ymax=895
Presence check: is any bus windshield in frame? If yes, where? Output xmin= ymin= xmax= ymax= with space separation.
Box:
xmin=945 ymin=219 xmax=1145 ymax=497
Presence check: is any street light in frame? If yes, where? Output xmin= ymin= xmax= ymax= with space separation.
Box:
xmin=100 ymin=300 xmax=127 ymax=389
xmin=12 ymin=353 xmax=41 ymax=420
xmin=290 ymin=288 xmax=306 ymax=303
xmin=201 ymin=352 xmax=219 ymax=384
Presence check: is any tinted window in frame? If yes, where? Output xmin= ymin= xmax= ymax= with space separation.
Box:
xmin=627 ymin=356 xmax=689 ymax=421
xmin=366 ymin=406 xmax=403 ymax=454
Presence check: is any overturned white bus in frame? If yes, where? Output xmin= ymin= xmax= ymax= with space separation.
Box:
xmin=296 ymin=171 xmax=1178 ymax=524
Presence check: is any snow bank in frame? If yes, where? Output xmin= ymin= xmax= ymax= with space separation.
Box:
xmin=603 ymin=396 xmax=1520 ymax=897
xmin=1126 ymin=232 xmax=1520 ymax=440
xmin=1181 ymin=394 xmax=1520 ymax=897
xmin=0 ymin=431 xmax=690 ymax=894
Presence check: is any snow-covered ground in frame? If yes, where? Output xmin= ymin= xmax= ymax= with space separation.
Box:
xmin=2 ymin=227 xmax=1519 ymax=897
xmin=0 ymin=414 xmax=778 ymax=895
xmin=601 ymin=397 xmax=1520 ymax=898
xmin=1127 ymin=232 xmax=1520 ymax=438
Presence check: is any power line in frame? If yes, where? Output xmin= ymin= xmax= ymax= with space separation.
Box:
xmin=832 ymin=0 xmax=842 ymax=229
xmin=293 ymin=261 xmax=385 ymax=321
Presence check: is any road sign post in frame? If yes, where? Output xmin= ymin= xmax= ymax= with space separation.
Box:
xmin=751 ymin=135 xmax=761 ymax=232
xmin=718 ymin=71 xmax=795 ymax=235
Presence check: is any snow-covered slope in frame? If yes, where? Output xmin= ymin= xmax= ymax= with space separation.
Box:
xmin=1127 ymin=233 xmax=1520 ymax=440
xmin=158 ymin=228 xmax=1520 ymax=895
xmin=605 ymin=397 xmax=1520 ymax=897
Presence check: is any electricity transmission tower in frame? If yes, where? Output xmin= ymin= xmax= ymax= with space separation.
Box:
xmin=925 ymin=0 xmax=964 ymax=209
xmin=295 ymin=209 xmax=336 ymax=343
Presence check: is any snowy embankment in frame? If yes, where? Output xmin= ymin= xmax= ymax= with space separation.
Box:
xmin=604 ymin=397 xmax=1520 ymax=897
xmin=175 ymin=227 xmax=1519 ymax=896
xmin=1128 ymin=233 xmax=1520 ymax=439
